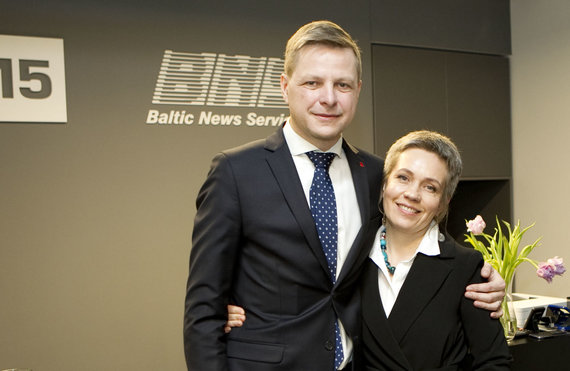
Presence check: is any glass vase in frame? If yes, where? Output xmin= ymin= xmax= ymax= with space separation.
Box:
xmin=499 ymin=283 xmax=517 ymax=341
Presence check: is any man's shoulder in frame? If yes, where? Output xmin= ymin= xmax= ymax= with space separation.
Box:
xmin=359 ymin=149 xmax=383 ymax=165
xmin=343 ymin=142 xmax=384 ymax=186
xmin=222 ymin=127 xmax=284 ymax=157
xmin=343 ymin=141 xmax=383 ymax=163
xmin=222 ymin=137 xmax=267 ymax=157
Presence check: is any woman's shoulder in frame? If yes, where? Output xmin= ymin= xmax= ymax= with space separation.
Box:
xmin=440 ymin=233 xmax=483 ymax=266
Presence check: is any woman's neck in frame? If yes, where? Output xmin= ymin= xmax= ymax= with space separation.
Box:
xmin=383 ymin=224 xmax=427 ymax=265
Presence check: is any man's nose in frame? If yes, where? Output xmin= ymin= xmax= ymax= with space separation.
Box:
xmin=319 ymin=84 xmax=337 ymax=105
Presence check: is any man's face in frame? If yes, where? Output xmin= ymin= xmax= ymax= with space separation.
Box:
xmin=281 ymin=44 xmax=362 ymax=151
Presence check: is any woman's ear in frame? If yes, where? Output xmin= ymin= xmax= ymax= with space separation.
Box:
xmin=379 ymin=184 xmax=386 ymax=215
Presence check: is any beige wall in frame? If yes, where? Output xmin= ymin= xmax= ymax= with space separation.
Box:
xmin=511 ymin=0 xmax=570 ymax=297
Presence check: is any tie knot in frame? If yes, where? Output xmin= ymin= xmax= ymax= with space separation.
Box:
xmin=306 ymin=151 xmax=336 ymax=170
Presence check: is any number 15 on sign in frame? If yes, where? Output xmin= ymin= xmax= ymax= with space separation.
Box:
xmin=0 ymin=35 xmax=67 ymax=123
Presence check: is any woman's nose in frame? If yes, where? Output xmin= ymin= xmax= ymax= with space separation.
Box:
xmin=404 ymin=188 xmax=420 ymax=201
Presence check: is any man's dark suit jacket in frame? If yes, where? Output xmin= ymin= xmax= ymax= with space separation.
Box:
xmin=361 ymin=234 xmax=511 ymax=371
xmin=184 ymin=127 xmax=383 ymax=370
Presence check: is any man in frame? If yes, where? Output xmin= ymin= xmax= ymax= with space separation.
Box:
xmin=184 ymin=20 xmax=504 ymax=371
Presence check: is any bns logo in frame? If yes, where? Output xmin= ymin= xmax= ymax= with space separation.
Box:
xmin=152 ymin=50 xmax=287 ymax=108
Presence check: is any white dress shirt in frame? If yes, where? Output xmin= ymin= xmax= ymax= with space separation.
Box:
xmin=283 ymin=121 xmax=361 ymax=369
xmin=369 ymin=221 xmax=441 ymax=317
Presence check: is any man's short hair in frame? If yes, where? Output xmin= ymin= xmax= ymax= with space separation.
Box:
xmin=284 ymin=20 xmax=362 ymax=80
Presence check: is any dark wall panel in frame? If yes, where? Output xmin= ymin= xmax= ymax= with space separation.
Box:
xmin=373 ymin=44 xmax=511 ymax=178
xmin=446 ymin=53 xmax=512 ymax=178
xmin=447 ymin=179 xmax=512 ymax=243
xmin=370 ymin=0 xmax=511 ymax=55
xmin=372 ymin=45 xmax=448 ymax=156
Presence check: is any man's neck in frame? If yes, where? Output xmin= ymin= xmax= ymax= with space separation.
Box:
xmin=286 ymin=120 xmax=342 ymax=152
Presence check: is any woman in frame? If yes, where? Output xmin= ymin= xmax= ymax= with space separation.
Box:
xmin=361 ymin=130 xmax=510 ymax=370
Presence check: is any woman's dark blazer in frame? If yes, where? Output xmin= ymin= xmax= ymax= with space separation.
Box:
xmin=361 ymin=233 xmax=511 ymax=370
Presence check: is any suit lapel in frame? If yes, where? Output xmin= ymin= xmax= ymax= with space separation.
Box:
xmin=337 ymin=140 xmax=373 ymax=284
xmin=344 ymin=140 xmax=370 ymax=230
xmin=362 ymin=259 xmax=413 ymax=370
xmin=387 ymin=239 xmax=455 ymax=343
xmin=264 ymin=128 xmax=331 ymax=277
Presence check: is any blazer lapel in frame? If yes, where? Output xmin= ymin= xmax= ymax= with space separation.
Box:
xmin=387 ymin=242 xmax=454 ymax=343
xmin=362 ymin=259 xmax=413 ymax=370
xmin=264 ymin=128 xmax=331 ymax=277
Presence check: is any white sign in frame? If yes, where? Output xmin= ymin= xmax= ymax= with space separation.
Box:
xmin=0 ymin=35 xmax=67 ymax=123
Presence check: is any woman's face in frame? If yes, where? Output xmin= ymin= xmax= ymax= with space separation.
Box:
xmin=382 ymin=148 xmax=448 ymax=237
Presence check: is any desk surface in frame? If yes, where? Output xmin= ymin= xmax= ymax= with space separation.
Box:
xmin=509 ymin=333 xmax=569 ymax=369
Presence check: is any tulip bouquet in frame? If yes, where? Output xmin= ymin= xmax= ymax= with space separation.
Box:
xmin=465 ymin=215 xmax=565 ymax=285
xmin=464 ymin=215 xmax=565 ymax=339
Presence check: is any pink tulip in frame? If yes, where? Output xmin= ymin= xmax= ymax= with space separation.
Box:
xmin=537 ymin=262 xmax=555 ymax=283
xmin=466 ymin=215 xmax=486 ymax=235
xmin=547 ymin=256 xmax=566 ymax=275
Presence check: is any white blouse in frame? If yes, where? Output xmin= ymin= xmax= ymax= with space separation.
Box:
xmin=369 ymin=222 xmax=442 ymax=317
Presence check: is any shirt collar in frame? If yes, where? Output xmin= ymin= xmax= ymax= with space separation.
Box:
xmin=283 ymin=119 xmax=344 ymax=158
xmin=416 ymin=221 xmax=441 ymax=256
xmin=371 ymin=220 xmax=441 ymax=263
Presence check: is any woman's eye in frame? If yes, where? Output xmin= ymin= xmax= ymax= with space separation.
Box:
xmin=426 ymin=185 xmax=437 ymax=192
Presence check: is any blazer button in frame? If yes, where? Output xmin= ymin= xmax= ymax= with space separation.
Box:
xmin=324 ymin=340 xmax=334 ymax=351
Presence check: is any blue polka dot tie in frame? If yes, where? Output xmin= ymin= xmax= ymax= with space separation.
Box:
xmin=306 ymin=151 xmax=344 ymax=370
